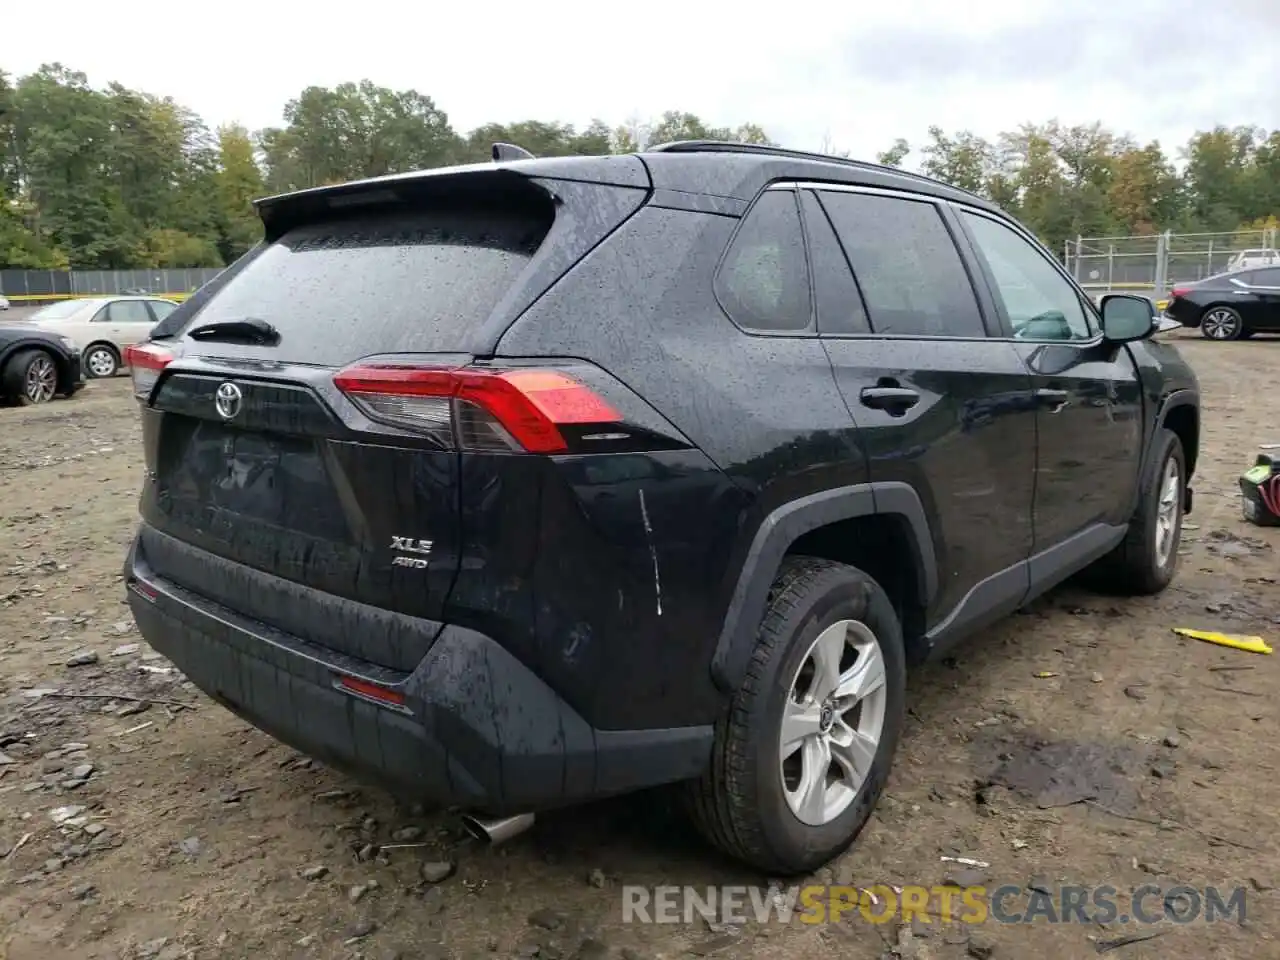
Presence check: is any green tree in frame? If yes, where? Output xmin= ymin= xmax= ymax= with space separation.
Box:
xmin=876 ymin=138 xmax=910 ymax=168
xmin=1107 ymin=142 xmax=1182 ymax=235
xmin=1182 ymin=126 xmax=1259 ymax=230
xmin=260 ymin=81 xmax=456 ymax=191
xmin=461 ymin=119 xmax=613 ymax=162
xmin=919 ymin=126 xmax=994 ymax=194
xmin=11 ymin=65 xmax=139 ymax=266
xmin=213 ymin=124 xmax=264 ymax=261
xmin=1246 ymin=131 xmax=1280 ymax=220
xmin=646 ymin=111 xmax=773 ymax=147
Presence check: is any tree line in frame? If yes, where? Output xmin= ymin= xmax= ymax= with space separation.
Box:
xmin=1 ymin=63 xmax=1277 ymax=271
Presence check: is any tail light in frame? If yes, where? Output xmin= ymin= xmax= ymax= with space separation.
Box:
xmin=1170 ymin=287 xmax=1191 ymax=299
xmin=123 ymin=342 xmax=175 ymax=399
xmin=333 ymin=363 xmax=623 ymax=454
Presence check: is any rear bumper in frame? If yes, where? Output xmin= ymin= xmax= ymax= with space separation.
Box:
xmin=1163 ymin=300 xmax=1199 ymax=327
xmin=123 ymin=536 xmax=712 ymax=813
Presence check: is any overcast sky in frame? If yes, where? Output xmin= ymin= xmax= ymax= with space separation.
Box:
xmin=6 ymin=0 xmax=1278 ymax=163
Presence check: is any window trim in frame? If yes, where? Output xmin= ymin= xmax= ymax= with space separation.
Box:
xmin=712 ymin=183 xmax=817 ymax=337
xmin=794 ymin=181 xmax=997 ymax=342
xmin=951 ymin=206 xmax=1105 ymax=346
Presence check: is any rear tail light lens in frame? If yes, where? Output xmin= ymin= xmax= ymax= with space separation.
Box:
xmin=1170 ymin=287 xmax=1191 ymax=299
xmin=123 ymin=342 xmax=175 ymax=399
xmin=333 ymin=364 xmax=622 ymax=454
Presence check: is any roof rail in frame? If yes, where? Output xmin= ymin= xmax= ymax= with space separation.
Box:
xmin=492 ymin=142 xmax=535 ymax=162
xmin=644 ymin=140 xmax=986 ymax=203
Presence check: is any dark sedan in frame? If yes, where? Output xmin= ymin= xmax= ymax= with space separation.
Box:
xmin=0 ymin=322 xmax=86 ymax=406
xmin=1164 ymin=266 xmax=1280 ymax=340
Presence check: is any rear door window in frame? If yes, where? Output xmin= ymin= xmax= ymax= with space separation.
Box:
xmin=715 ymin=189 xmax=812 ymax=333
xmin=178 ymin=207 xmax=549 ymax=365
xmin=108 ymin=300 xmax=155 ymax=324
xmin=817 ymin=191 xmax=985 ymax=338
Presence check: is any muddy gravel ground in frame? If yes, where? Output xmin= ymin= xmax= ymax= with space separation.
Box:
xmin=2 ymin=334 xmax=1278 ymax=960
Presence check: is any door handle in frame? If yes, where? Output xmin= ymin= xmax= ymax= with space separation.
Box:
xmin=860 ymin=386 xmax=921 ymax=415
xmin=1035 ymin=388 xmax=1070 ymax=413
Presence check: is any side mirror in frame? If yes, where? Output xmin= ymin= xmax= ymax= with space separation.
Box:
xmin=1100 ymin=294 xmax=1155 ymax=343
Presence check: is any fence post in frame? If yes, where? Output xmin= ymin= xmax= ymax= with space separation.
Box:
xmin=1154 ymin=231 xmax=1169 ymax=299
xmin=1107 ymin=245 xmax=1114 ymax=291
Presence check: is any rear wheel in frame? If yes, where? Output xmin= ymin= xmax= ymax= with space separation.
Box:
xmin=686 ymin=557 xmax=906 ymax=874
xmin=1200 ymin=306 xmax=1245 ymax=340
xmin=3 ymin=349 xmax=59 ymax=406
xmin=83 ymin=344 xmax=120 ymax=379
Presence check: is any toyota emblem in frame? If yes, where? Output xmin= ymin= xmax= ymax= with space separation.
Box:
xmin=214 ymin=381 xmax=243 ymax=420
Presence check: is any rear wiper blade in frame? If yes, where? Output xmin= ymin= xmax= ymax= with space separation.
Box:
xmin=187 ymin=317 xmax=280 ymax=345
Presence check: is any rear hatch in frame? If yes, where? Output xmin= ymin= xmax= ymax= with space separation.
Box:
xmin=129 ymin=163 xmax=651 ymax=671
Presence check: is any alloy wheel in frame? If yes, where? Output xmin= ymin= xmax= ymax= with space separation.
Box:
xmin=24 ymin=355 xmax=57 ymax=404
xmin=1201 ymin=308 xmax=1240 ymax=340
xmin=1153 ymin=455 xmax=1182 ymax=568
xmin=779 ymin=619 xmax=887 ymax=826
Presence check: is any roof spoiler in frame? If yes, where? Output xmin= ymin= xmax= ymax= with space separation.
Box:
xmin=492 ymin=142 xmax=535 ymax=162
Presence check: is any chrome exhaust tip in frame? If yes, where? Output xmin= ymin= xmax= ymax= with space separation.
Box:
xmin=459 ymin=812 xmax=535 ymax=845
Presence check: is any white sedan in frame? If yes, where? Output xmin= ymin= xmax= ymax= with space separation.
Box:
xmin=25 ymin=296 xmax=179 ymax=378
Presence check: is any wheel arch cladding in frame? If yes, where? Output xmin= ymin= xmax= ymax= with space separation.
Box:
xmin=1161 ymin=400 xmax=1199 ymax=478
xmin=710 ymin=482 xmax=937 ymax=693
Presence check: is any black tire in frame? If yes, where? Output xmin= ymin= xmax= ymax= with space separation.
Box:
xmin=1199 ymin=305 xmax=1245 ymax=341
xmin=83 ymin=344 xmax=120 ymax=379
xmin=1087 ymin=428 xmax=1186 ymax=595
xmin=2 ymin=349 xmax=60 ymax=406
xmin=685 ymin=557 xmax=906 ymax=874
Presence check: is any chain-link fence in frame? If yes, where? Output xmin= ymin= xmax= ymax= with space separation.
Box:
xmin=1064 ymin=228 xmax=1280 ymax=301
xmin=0 ymin=267 xmax=223 ymax=302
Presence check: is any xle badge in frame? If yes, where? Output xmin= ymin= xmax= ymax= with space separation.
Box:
xmin=390 ymin=536 xmax=433 ymax=570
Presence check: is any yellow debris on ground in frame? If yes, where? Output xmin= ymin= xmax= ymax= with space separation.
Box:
xmin=1172 ymin=627 xmax=1273 ymax=655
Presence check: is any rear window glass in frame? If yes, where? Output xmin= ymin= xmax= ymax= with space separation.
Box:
xmin=30 ymin=300 xmax=94 ymax=321
xmin=181 ymin=208 xmax=547 ymax=364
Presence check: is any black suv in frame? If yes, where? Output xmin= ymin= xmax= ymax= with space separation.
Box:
xmin=123 ymin=142 xmax=1200 ymax=874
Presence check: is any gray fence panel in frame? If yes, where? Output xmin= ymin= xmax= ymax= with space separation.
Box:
xmin=1066 ymin=228 xmax=1279 ymax=299
xmin=4 ymin=268 xmax=223 ymax=301
xmin=1 ymin=270 xmax=72 ymax=298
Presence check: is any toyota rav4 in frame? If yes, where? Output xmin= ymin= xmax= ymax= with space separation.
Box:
xmin=123 ymin=142 xmax=1200 ymax=874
